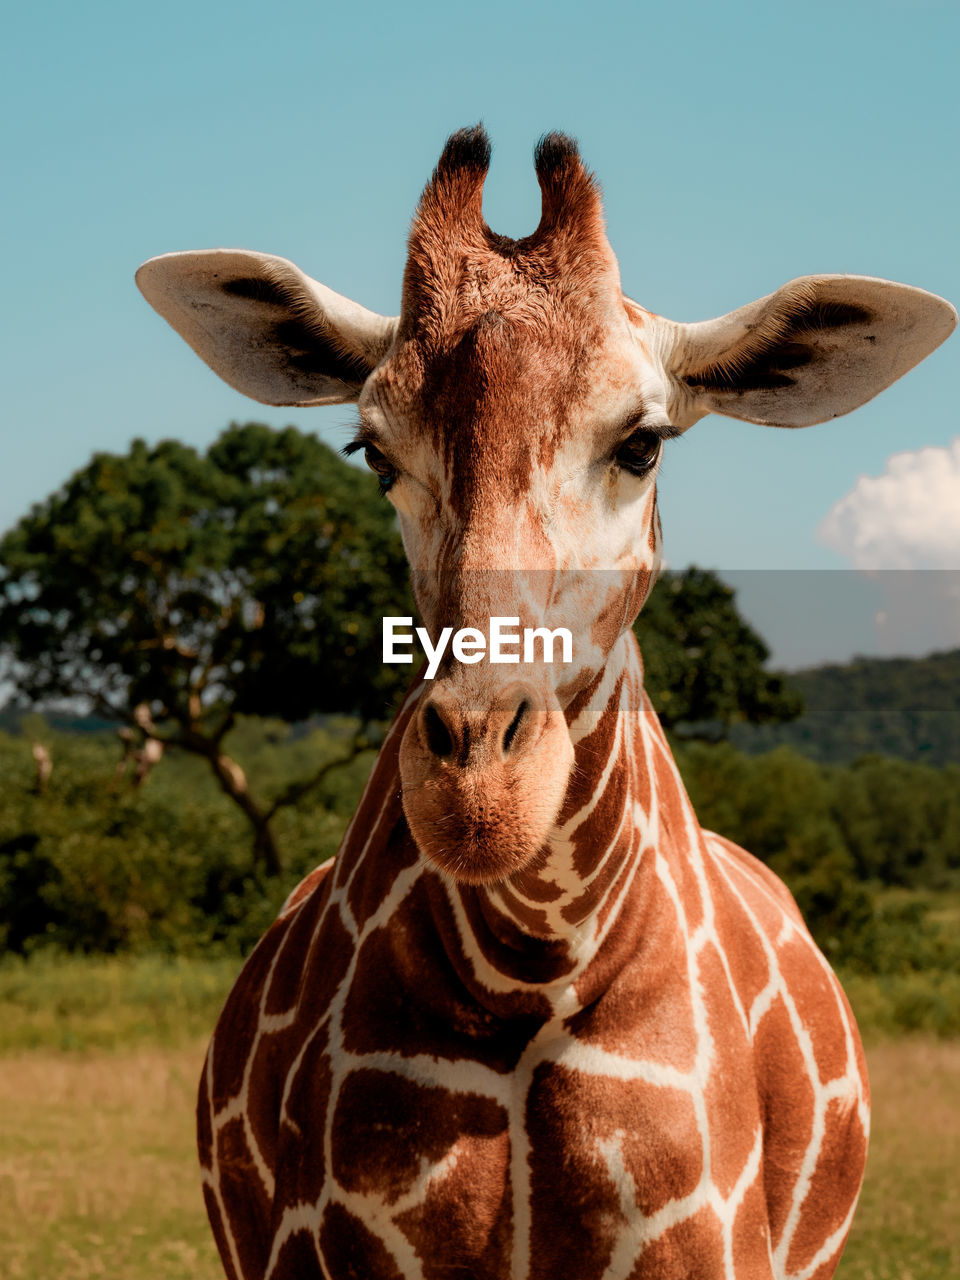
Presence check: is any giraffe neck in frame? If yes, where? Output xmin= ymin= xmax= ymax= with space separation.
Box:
xmin=502 ymin=633 xmax=652 ymax=933
xmin=423 ymin=632 xmax=686 ymax=1019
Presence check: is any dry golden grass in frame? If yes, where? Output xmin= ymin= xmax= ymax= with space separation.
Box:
xmin=838 ymin=1040 xmax=960 ymax=1280
xmin=0 ymin=1040 xmax=221 ymax=1279
xmin=0 ymin=1037 xmax=955 ymax=1279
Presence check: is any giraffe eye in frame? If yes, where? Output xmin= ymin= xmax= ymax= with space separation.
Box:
xmin=614 ymin=429 xmax=662 ymax=478
xmin=362 ymin=445 xmax=398 ymax=493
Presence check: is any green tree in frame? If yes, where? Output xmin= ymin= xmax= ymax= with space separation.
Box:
xmin=676 ymin=742 xmax=873 ymax=962
xmin=0 ymin=423 xmax=412 ymax=873
xmin=637 ymin=568 xmax=802 ymax=735
xmin=829 ymin=754 xmax=958 ymax=887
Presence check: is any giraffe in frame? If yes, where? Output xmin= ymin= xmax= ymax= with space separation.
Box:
xmin=137 ymin=127 xmax=956 ymax=1280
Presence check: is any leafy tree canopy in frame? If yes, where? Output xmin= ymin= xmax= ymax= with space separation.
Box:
xmin=0 ymin=422 xmax=411 ymax=730
xmin=0 ymin=423 xmax=412 ymax=873
xmin=636 ymin=567 xmax=803 ymax=734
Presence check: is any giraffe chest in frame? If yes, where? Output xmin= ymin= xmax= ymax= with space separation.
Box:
xmin=325 ymin=1061 xmax=514 ymax=1280
xmin=275 ymin=1034 xmax=728 ymax=1280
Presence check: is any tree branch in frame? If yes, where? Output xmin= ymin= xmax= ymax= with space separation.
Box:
xmin=265 ymin=730 xmax=374 ymax=823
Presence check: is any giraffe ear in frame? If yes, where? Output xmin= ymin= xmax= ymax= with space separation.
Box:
xmin=136 ymin=250 xmax=399 ymax=406
xmin=661 ymin=275 xmax=956 ymax=429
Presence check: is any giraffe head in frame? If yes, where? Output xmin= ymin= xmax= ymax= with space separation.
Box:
xmin=137 ymin=125 xmax=956 ymax=885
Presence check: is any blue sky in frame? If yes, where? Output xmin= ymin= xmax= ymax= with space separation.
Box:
xmin=4 ymin=0 xmax=958 ymax=663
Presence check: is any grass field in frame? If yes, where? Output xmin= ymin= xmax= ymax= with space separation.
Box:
xmin=0 ymin=1041 xmax=219 ymax=1280
xmin=0 ymin=959 xmax=956 ymax=1279
xmin=0 ymin=955 xmax=241 ymax=1054
xmin=839 ymin=1040 xmax=959 ymax=1280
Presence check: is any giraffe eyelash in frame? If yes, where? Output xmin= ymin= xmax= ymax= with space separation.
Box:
xmin=342 ymin=436 xmax=399 ymax=496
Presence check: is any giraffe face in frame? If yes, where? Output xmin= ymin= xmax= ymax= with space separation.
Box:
xmin=356 ymin=132 xmax=671 ymax=884
xmin=137 ymin=126 xmax=956 ymax=887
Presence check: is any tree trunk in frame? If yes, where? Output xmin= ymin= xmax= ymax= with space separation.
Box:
xmin=264 ymin=730 xmax=374 ymax=821
xmin=169 ymin=722 xmax=377 ymax=879
xmin=207 ymin=749 xmax=283 ymax=877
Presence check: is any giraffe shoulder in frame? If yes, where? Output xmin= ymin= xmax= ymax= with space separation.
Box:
xmin=202 ymin=859 xmax=336 ymax=1111
xmin=700 ymin=829 xmax=868 ymax=1113
xmin=195 ymin=873 xmax=341 ymax=1280
xmin=700 ymin=828 xmax=805 ymax=930
xmin=279 ymin=857 xmax=336 ymax=915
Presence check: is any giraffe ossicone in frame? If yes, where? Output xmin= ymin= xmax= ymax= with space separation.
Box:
xmin=138 ymin=125 xmax=955 ymax=1280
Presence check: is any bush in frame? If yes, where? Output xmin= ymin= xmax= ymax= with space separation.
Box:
xmin=673 ymin=740 xmax=960 ymax=978
xmin=0 ymin=724 xmax=368 ymax=956
xmin=2 ymin=721 xmax=958 ymax=997
xmin=830 ymin=755 xmax=960 ymax=888
xmin=840 ymin=969 xmax=960 ymax=1041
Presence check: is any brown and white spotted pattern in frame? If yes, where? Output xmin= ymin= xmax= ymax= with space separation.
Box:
xmin=197 ymin=638 xmax=868 ymax=1280
xmin=137 ymin=126 xmax=956 ymax=1280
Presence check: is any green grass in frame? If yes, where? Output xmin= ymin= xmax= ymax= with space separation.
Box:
xmin=0 ymin=953 xmax=240 ymax=1053
xmin=839 ymin=968 xmax=960 ymax=1041
xmin=0 ymin=956 xmax=235 ymax=1277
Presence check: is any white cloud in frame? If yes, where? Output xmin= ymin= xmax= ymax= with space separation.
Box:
xmin=817 ymin=438 xmax=960 ymax=569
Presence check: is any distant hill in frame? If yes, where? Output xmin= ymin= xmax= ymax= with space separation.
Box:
xmin=0 ymin=706 xmax=116 ymax=737
xmin=730 ymin=648 xmax=960 ymax=767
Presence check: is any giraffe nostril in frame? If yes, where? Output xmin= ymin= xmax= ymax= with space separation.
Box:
xmin=501 ymin=700 xmax=529 ymax=756
xmin=423 ymin=702 xmax=455 ymax=759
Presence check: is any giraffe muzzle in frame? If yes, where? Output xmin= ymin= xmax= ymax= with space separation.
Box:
xmin=419 ymin=680 xmax=542 ymax=766
xmin=398 ymin=677 xmax=574 ymax=884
